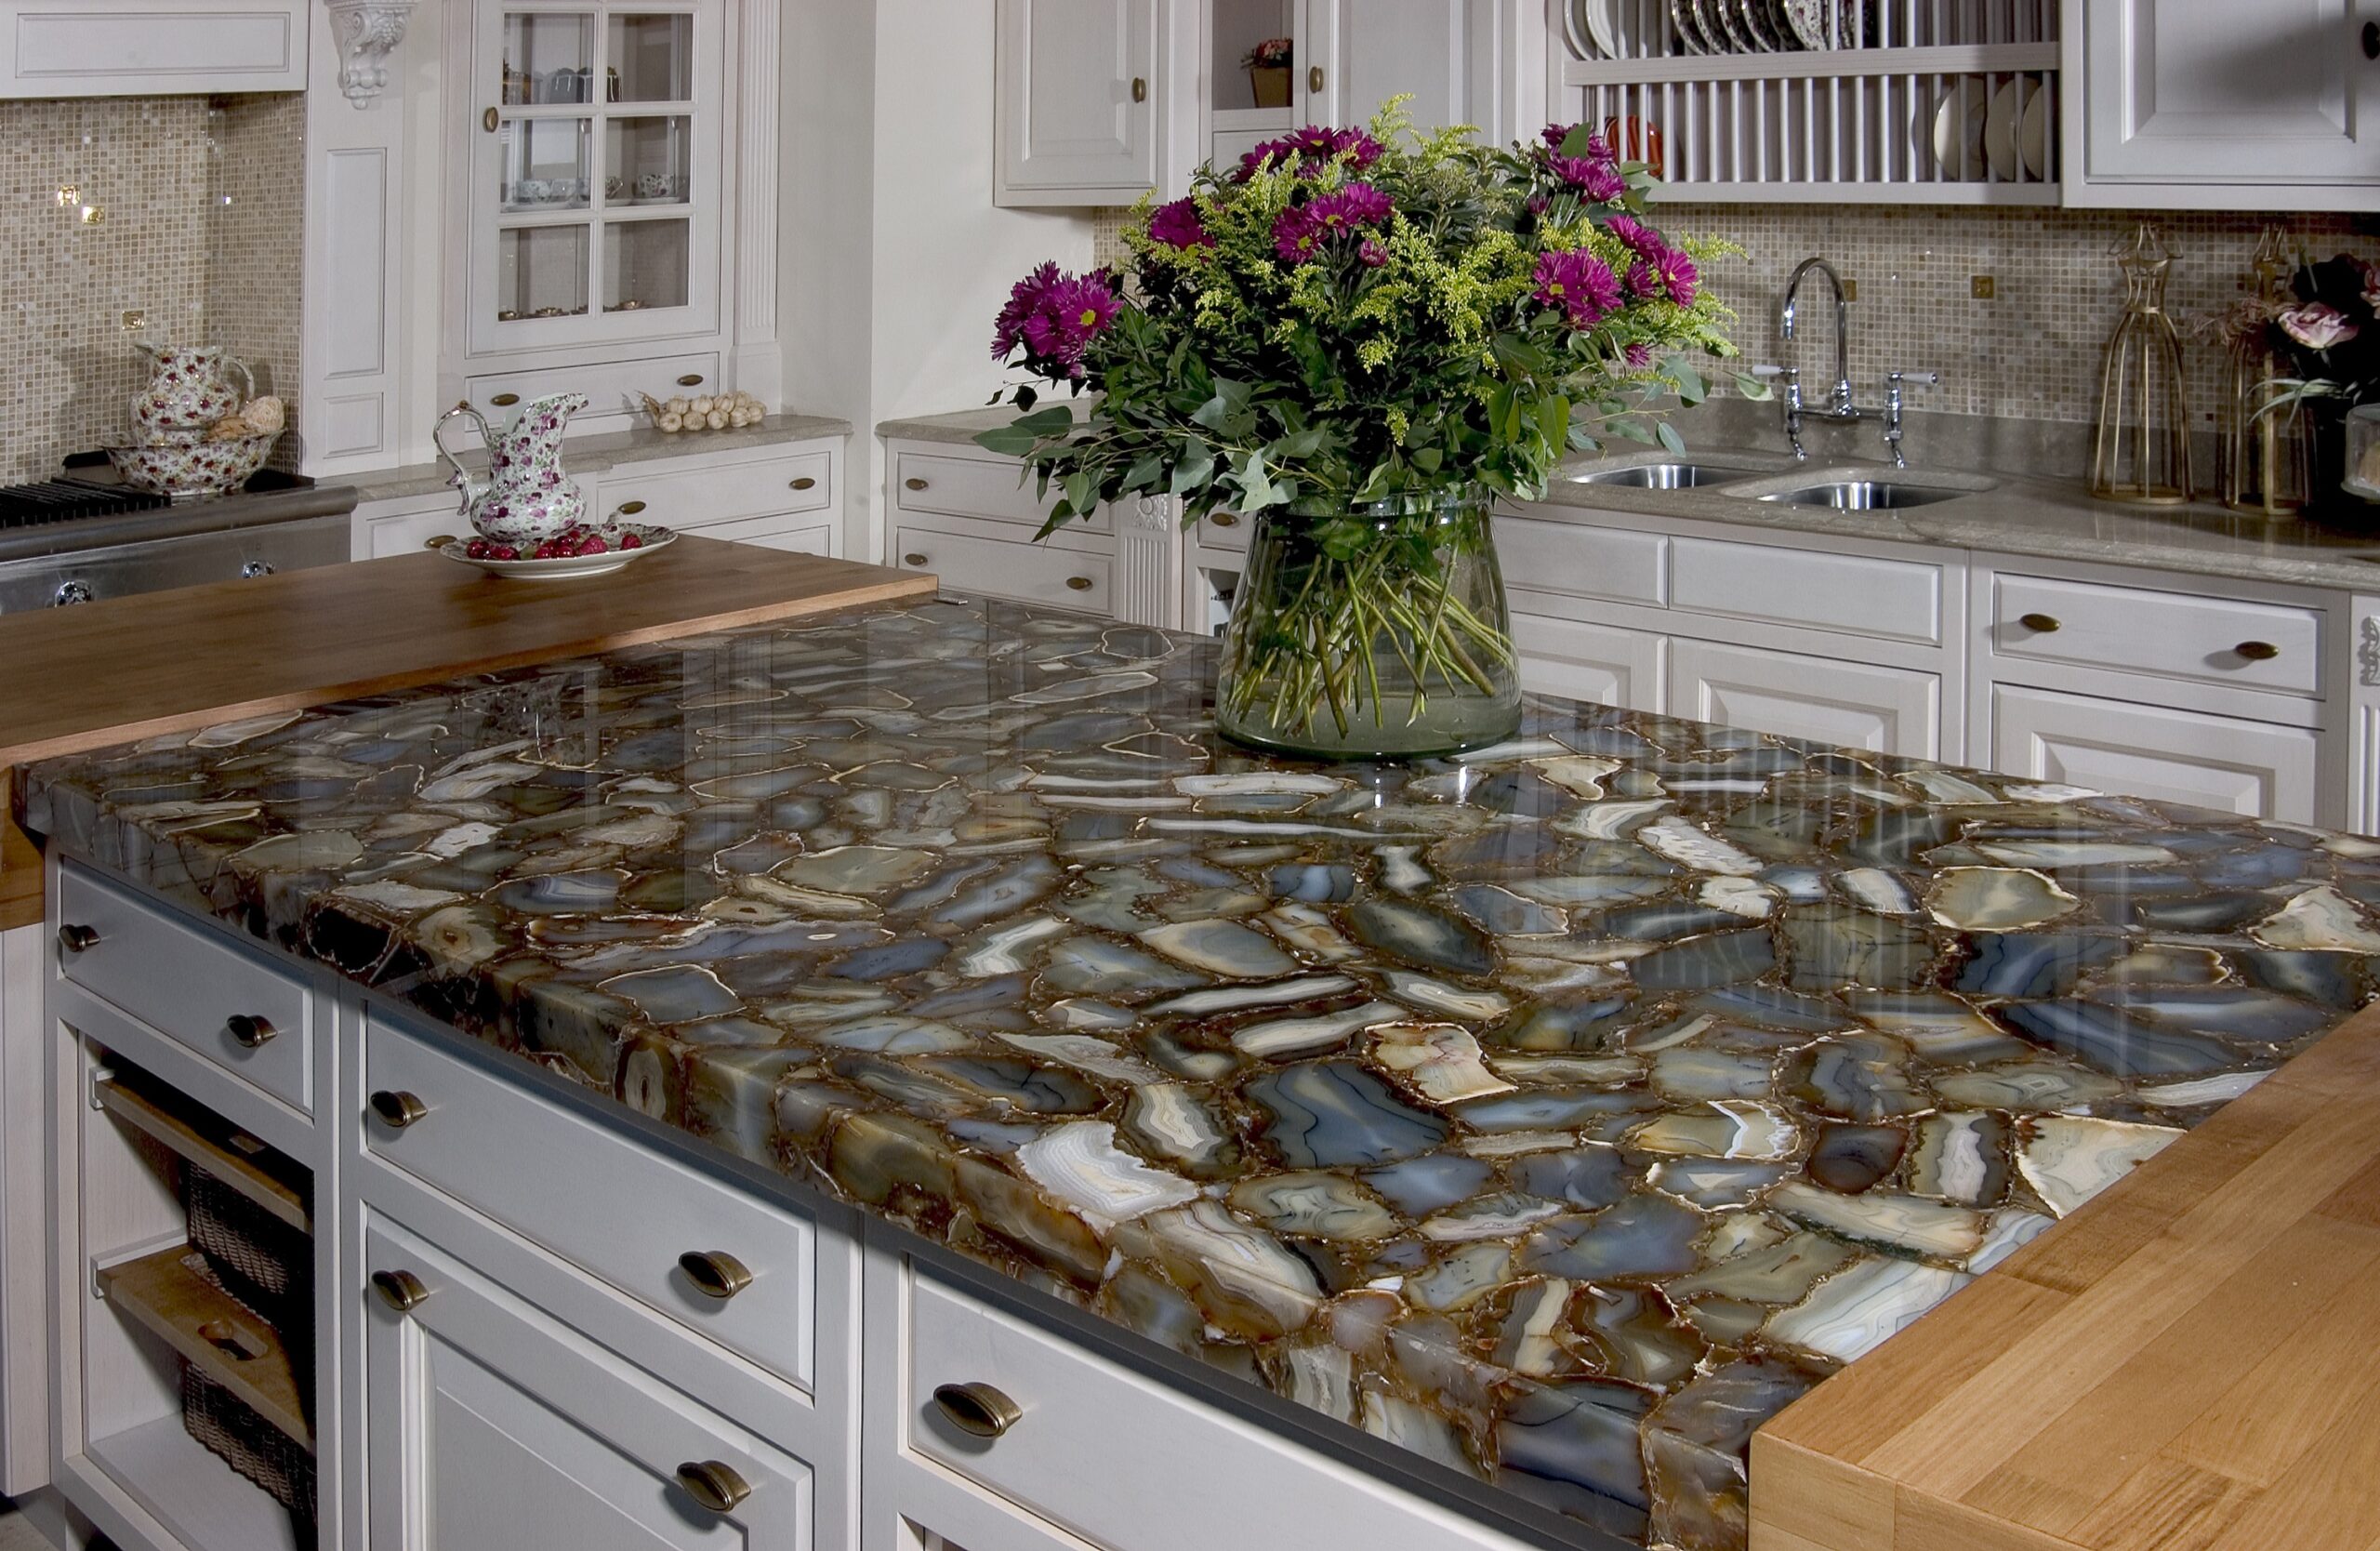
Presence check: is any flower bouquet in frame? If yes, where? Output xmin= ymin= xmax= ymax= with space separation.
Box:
xmin=978 ymin=102 xmax=1754 ymax=758
xmin=2240 ymin=252 xmax=2380 ymax=506
xmin=1244 ymin=36 xmax=1293 ymax=107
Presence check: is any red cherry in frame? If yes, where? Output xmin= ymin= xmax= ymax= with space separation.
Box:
xmin=490 ymin=545 xmax=518 ymax=561
xmin=465 ymin=538 xmax=491 ymax=559
xmin=577 ymin=536 xmax=608 ymax=555
xmin=618 ymin=532 xmax=643 ymax=550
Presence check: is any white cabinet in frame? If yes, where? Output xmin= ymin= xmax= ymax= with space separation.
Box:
xmin=0 ymin=0 xmax=307 ymax=97
xmin=995 ymin=0 xmax=1162 ymax=205
xmin=0 ymin=923 xmax=42 ymax=1495
xmin=2074 ymin=0 xmax=2380 ymax=209
xmin=1512 ymin=612 xmax=1662 ymax=712
xmin=1990 ymin=683 xmax=2320 ymax=820
xmin=363 ymin=1213 xmax=813 ymax=1549
xmin=1302 ymin=0 xmax=1513 ymax=140
xmin=1672 ymin=638 xmax=1942 ymax=759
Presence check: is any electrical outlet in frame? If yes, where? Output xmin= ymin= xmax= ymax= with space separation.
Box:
xmin=53 ymin=183 xmax=77 ymax=207
xmin=1972 ymin=274 xmax=1997 ymax=299
xmin=120 ymin=310 xmax=146 ymax=331
xmin=1841 ymin=277 xmax=1858 ymax=301
xmin=78 ymin=205 xmax=104 ymax=226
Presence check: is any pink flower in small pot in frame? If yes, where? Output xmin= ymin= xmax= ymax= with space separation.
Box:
xmin=2281 ymin=301 xmax=2360 ymax=351
xmin=2361 ymin=260 xmax=2380 ymax=315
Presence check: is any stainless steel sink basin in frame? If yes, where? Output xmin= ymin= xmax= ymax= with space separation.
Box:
xmin=1756 ymin=480 xmax=1967 ymax=510
xmin=1572 ymin=462 xmax=1750 ymax=490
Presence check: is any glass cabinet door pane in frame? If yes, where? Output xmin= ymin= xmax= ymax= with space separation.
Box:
xmin=603 ymin=219 xmax=689 ymax=312
xmin=503 ymin=11 xmax=593 ymax=105
xmin=603 ymin=116 xmax=690 ymax=205
xmin=499 ymin=225 xmax=591 ymax=321
xmin=501 ymin=117 xmax=591 ymax=211
xmin=609 ymin=13 xmax=693 ymax=101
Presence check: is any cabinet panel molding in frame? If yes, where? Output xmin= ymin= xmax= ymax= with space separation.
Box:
xmin=1672 ymin=637 xmax=1941 ymax=758
xmin=1990 ymin=683 xmax=2320 ymax=822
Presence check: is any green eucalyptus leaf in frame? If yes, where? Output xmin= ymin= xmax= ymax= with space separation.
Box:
xmin=1655 ymin=419 xmax=1686 ymax=454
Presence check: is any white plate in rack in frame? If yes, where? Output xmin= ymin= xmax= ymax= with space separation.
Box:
xmin=430 ymin=524 xmax=677 ymax=580
xmin=1585 ymin=0 xmax=1620 ymax=58
xmin=1985 ymin=75 xmax=2047 ymax=180
xmin=1929 ymin=76 xmax=1990 ymax=178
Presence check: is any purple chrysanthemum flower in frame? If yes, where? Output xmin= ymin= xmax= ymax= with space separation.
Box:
xmin=1359 ymin=238 xmax=1388 ymax=268
xmin=1540 ymin=122 xmax=1615 ymax=160
xmin=1624 ymin=341 xmax=1655 ymax=370
xmin=1308 ymin=180 xmax=1393 ymax=232
xmin=1605 ymin=215 xmax=1665 ymax=260
xmin=1147 ymin=197 xmax=1214 ymax=250
xmin=1550 ymin=153 xmax=1627 ymax=203
xmin=992 ymin=263 xmax=1120 ymax=380
xmin=1628 ymin=247 xmax=1699 ymax=306
xmin=1236 ymin=125 xmax=1384 ymax=180
xmin=1273 ymin=205 xmax=1323 ymax=263
xmin=1533 ymin=249 xmax=1623 ymax=328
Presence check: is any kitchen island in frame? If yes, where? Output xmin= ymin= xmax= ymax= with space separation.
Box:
xmin=17 ymin=594 xmax=2380 ymax=1551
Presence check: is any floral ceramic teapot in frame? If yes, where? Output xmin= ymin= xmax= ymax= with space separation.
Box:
xmin=432 ymin=392 xmax=589 ymax=547
xmin=130 ymin=343 xmax=254 ymax=442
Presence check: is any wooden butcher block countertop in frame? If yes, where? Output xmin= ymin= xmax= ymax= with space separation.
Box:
xmin=0 ymin=536 xmax=935 ymax=928
xmin=1752 ymin=996 xmax=2380 ymax=1551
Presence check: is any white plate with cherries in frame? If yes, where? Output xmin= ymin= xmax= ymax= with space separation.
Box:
xmin=430 ymin=522 xmax=676 ymax=579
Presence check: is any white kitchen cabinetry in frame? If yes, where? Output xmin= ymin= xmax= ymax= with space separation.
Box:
xmin=1512 ymin=612 xmax=1664 ymax=712
xmin=0 ymin=0 xmax=307 ymax=97
xmin=1672 ymin=638 xmax=1941 ymax=759
xmin=362 ymin=1213 xmax=813 ymax=1550
xmin=996 ymin=0 xmax=1164 ymax=205
xmin=1988 ymin=683 xmax=2321 ymax=818
xmin=0 ymin=924 xmax=43 ymax=1496
xmin=2069 ymin=0 xmax=2380 ymax=210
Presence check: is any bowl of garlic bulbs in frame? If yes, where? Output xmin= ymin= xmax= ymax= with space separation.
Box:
xmin=641 ymin=390 xmax=766 ymax=434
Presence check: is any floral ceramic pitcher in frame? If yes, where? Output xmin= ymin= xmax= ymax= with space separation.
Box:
xmin=433 ymin=392 xmax=590 ymax=546
xmin=130 ymin=343 xmax=254 ymax=440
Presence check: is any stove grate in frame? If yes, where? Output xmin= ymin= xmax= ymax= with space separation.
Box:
xmin=0 ymin=479 xmax=171 ymax=528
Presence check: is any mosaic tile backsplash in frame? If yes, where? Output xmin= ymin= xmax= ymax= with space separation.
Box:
xmin=1091 ymin=205 xmax=2380 ymax=442
xmin=0 ymin=95 xmax=305 ymax=485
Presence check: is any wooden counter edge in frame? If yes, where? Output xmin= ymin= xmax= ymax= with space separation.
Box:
xmin=1750 ymin=998 xmax=2380 ymax=1551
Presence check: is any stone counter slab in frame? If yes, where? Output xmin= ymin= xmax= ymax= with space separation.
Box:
xmin=20 ymin=599 xmax=2380 ymax=1551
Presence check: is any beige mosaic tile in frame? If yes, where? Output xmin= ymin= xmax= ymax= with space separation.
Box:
xmin=0 ymin=95 xmax=303 ymax=486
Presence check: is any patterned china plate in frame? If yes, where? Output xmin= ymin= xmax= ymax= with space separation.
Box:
xmin=1699 ymin=0 xmax=1750 ymax=51
xmin=430 ymin=524 xmax=676 ymax=580
xmin=1671 ymin=0 xmax=1712 ymax=53
xmin=1735 ymin=0 xmax=1783 ymax=51
xmin=1784 ymin=0 xmax=1864 ymax=47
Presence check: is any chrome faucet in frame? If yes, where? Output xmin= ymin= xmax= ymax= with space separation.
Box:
xmin=1773 ymin=256 xmax=1939 ymax=467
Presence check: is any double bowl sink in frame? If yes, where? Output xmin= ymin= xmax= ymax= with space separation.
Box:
xmin=1569 ymin=456 xmax=1988 ymax=510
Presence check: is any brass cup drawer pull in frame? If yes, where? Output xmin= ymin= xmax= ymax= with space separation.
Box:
xmin=677 ymin=1249 xmax=754 ymax=1301
xmin=789 ymin=476 xmax=816 ymax=490
xmin=369 ymin=1089 xmax=429 ymax=1129
xmin=2236 ymin=640 xmax=2281 ymax=661
xmin=904 ymin=477 xmax=929 ymax=491
xmin=489 ymin=392 xmax=521 ymax=407
xmin=1065 ymin=576 xmax=1094 ymax=591
xmin=1210 ymin=511 xmax=1239 ymax=527
xmin=932 ymin=1381 xmax=1023 ymax=1438
xmin=426 ymin=534 xmax=457 ymax=551
xmin=226 ymin=1014 xmax=277 ymax=1049
xmin=677 ymin=373 xmax=706 ymax=388
xmin=675 ymin=1460 xmax=752 ymax=1514
xmin=903 ymin=552 xmax=929 ymax=567
xmin=57 ymin=922 xmax=99 ymax=955
xmin=615 ymin=499 xmax=648 ymax=516
xmin=370 ymin=1268 xmax=430 ymax=1314
xmin=2017 ymin=612 xmax=2061 ymax=633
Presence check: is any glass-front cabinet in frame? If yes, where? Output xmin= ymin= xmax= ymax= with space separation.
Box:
xmin=469 ymin=0 xmax=723 ymax=356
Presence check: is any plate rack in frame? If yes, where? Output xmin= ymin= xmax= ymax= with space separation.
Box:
xmin=1557 ymin=0 xmax=2062 ymax=203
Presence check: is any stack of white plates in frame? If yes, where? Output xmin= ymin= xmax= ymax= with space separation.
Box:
xmin=1927 ymin=73 xmax=2049 ymax=179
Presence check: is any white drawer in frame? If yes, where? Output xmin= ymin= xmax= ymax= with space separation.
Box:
xmin=1495 ymin=511 xmax=1667 ymax=606
xmin=694 ymin=513 xmax=836 ymax=555
xmin=1671 ymin=535 xmax=1942 ymax=643
xmin=899 ymin=1260 xmax=1531 ymax=1551
xmin=893 ymin=449 xmax=1111 ymax=533
xmin=1197 ymin=510 xmax=1252 ymax=550
xmin=894 ymin=526 xmax=1110 ymax=613
xmin=55 ymin=864 xmax=313 ymax=1118
xmin=363 ymin=1012 xmax=820 ymax=1393
xmin=600 ymin=448 xmax=834 ymax=528
xmin=1990 ymin=573 xmax=2322 ymax=698
xmin=465 ymin=353 xmax=721 ymax=433
xmin=359 ymin=500 xmax=469 ymax=561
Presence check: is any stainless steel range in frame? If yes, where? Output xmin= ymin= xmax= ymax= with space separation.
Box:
xmin=0 ymin=458 xmax=357 ymax=613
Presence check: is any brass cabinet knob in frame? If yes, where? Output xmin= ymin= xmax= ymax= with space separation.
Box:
xmin=1308 ymin=65 xmax=1325 ymax=92
xmin=677 ymin=1249 xmax=754 ymax=1301
xmin=2236 ymin=640 xmax=2281 ymax=661
xmin=789 ymin=476 xmax=815 ymax=490
xmin=903 ymin=552 xmax=929 ymax=566
xmin=1065 ymin=576 xmax=1094 ymax=591
xmin=483 ymin=106 xmax=500 ymax=132
xmin=490 ymin=392 xmax=521 ymax=407
xmin=677 ymin=373 xmax=706 ymax=387
xmin=57 ymin=923 xmax=99 ymax=955
xmin=615 ymin=499 xmax=648 ymax=516
xmin=368 ymin=1090 xmax=429 ymax=1129
xmin=2017 ymin=612 xmax=2060 ymax=633
xmin=369 ymin=1268 xmax=430 ymax=1314
xmin=905 ymin=477 xmax=929 ymax=491
xmin=226 ymin=1014 xmax=277 ymax=1049
xmin=1210 ymin=511 xmax=1238 ymax=527
xmin=1131 ymin=76 xmax=1147 ymax=102
xmin=426 ymin=535 xmax=457 ymax=550
xmin=675 ymin=1460 xmax=752 ymax=1514
xmin=932 ymin=1382 xmax=1023 ymax=1439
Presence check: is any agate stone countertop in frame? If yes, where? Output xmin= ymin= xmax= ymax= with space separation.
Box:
xmin=21 ymin=599 xmax=2380 ymax=1551
xmin=878 ymin=406 xmax=2380 ymax=593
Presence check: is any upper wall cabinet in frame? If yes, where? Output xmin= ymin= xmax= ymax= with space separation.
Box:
xmin=1303 ymin=0 xmax=1518 ymax=141
xmin=0 ymin=0 xmax=308 ymax=97
xmin=2068 ymin=0 xmax=2380 ymax=210
xmin=995 ymin=0 xmax=1164 ymax=205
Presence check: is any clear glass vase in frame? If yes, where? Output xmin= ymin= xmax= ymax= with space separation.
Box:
xmin=1214 ymin=491 xmax=1521 ymax=761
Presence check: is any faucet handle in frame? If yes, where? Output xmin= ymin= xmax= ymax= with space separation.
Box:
xmin=1885 ymin=369 xmax=1940 ymax=387
xmin=1750 ymin=364 xmax=1800 ymax=379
